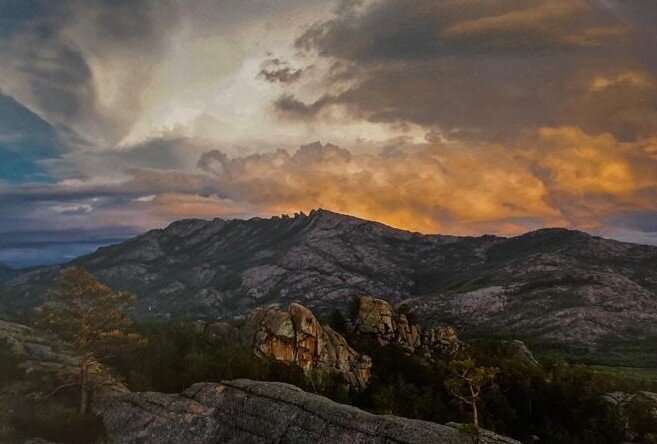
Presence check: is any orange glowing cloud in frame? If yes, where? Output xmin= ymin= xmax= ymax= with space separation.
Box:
xmin=137 ymin=128 xmax=647 ymax=236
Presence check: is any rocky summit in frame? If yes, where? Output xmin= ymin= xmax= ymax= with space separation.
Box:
xmin=3 ymin=209 xmax=657 ymax=358
xmin=96 ymin=378 xmax=520 ymax=444
xmin=251 ymin=302 xmax=372 ymax=389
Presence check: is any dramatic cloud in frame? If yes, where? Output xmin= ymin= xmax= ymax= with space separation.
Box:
xmin=1 ymin=0 xmax=657 ymax=266
xmin=188 ymin=133 xmax=657 ymax=235
xmin=289 ymin=0 xmax=657 ymax=140
xmin=258 ymin=58 xmax=305 ymax=84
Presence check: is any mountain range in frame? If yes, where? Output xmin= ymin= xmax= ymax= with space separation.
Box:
xmin=2 ymin=209 xmax=657 ymax=364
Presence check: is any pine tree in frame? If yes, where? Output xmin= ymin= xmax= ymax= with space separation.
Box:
xmin=38 ymin=266 xmax=145 ymax=414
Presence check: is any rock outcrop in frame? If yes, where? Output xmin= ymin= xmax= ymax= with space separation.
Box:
xmin=354 ymin=296 xmax=466 ymax=360
xmin=500 ymin=340 xmax=541 ymax=368
xmin=252 ymin=303 xmax=372 ymax=389
xmin=0 ymin=319 xmax=126 ymax=393
xmin=603 ymin=391 xmax=657 ymax=442
xmin=0 ymin=319 xmax=78 ymax=375
xmin=96 ymin=378 xmax=520 ymax=444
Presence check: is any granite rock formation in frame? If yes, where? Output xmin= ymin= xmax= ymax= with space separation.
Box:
xmin=95 ymin=378 xmax=521 ymax=444
xmin=500 ymin=340 xmax=541 ymax=368
xmin=354 ymin=296 xmax=466 ymax=360
xmin=0 ymin=319 xmax=78 ymax=375
xmin=251 ymin=303 xmax=372 ymax=389
xmin=603 ymin=391 xmax=657 ymax=442
xmin=0 ymin=319 xmax=126 ymax=393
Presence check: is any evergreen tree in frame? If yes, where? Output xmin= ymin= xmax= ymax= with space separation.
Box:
xmin=37 ymin=267 xmax=145 ymax=414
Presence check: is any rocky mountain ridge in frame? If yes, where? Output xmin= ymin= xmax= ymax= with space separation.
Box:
xmin=2 ymin=209 xmax=657 ymax=360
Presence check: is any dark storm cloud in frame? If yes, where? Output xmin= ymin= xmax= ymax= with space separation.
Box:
xmin=0 ymin=228 xmax=138 ymax=250
xmin=296 ymin=0 xmax=623 ymax=59
xmin=288 ymin=0 xmax=657 ymax=141
xmin=3 ymin=0 xmax=657 ymax=267
xmin=258 ymin=59 xmax=305 ymax=84
xmin=274 ymin=94 xmax=335 ymax=119
xmin=0 ymin=0 xmax=180 ymax=148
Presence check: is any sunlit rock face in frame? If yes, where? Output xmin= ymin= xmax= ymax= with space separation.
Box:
xmin=354 ymin=296 xmax=466 ymax=360
xmin=251 ymin=302 xmax=372 ymax=389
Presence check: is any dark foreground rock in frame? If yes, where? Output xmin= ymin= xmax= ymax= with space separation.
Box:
xmin=1 ymin=319 xmax=518 ymax=444
xmin=95 ymin=379 xmax=520 ymax=444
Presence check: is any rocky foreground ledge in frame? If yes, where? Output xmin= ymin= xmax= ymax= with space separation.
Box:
xmin=95 ymin=378 xmax=519 ymax=444
xmin=1 ymin=318 xmax=521 ymax=443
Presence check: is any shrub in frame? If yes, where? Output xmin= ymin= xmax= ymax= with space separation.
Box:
xmin=0 ymin=338 xmax=22 ymax=387
xmin=10 ymin=399 xmax=106 ymax=444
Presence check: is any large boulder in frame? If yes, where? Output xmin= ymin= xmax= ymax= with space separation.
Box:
xmin=354 ymin=297 xmax=467 ymax=360
xmin=252 ymin=303 xmax=372 ymax=389
xmin=95 ymin=378 xmax=521 ymax=444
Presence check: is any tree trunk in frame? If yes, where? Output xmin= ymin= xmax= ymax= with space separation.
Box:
xmin=471 ymin=400 xmax=479 ymax=428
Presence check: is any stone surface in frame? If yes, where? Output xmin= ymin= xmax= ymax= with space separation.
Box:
xmin=95 ymin=378 xmax=520 ymax=444
xmin=354 ymin=297 xmax=466 ymax=360
xmin=501 ymin=340 xmax=541 ymax=368
xmin=0 ymin=319 xmax=126 ymax=394
xmin=603 ymin=391 xmax=657 ymax=441
xmin=0 ymin=319 xmax=79 ymax=376
xmin=252 ymin=303 xmax=372 ymax=388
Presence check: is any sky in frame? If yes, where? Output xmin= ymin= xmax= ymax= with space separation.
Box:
xmin=1 ymin=0 xmax=657 ymax=268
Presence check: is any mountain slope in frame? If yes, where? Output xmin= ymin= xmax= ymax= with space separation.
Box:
xmin=2 ymin=209 xmax=657 ymax=360
xmin=0 ymin=262 xmax=15 ymax=283
xmin=405 ymin=228 xmax=657 ymax=357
